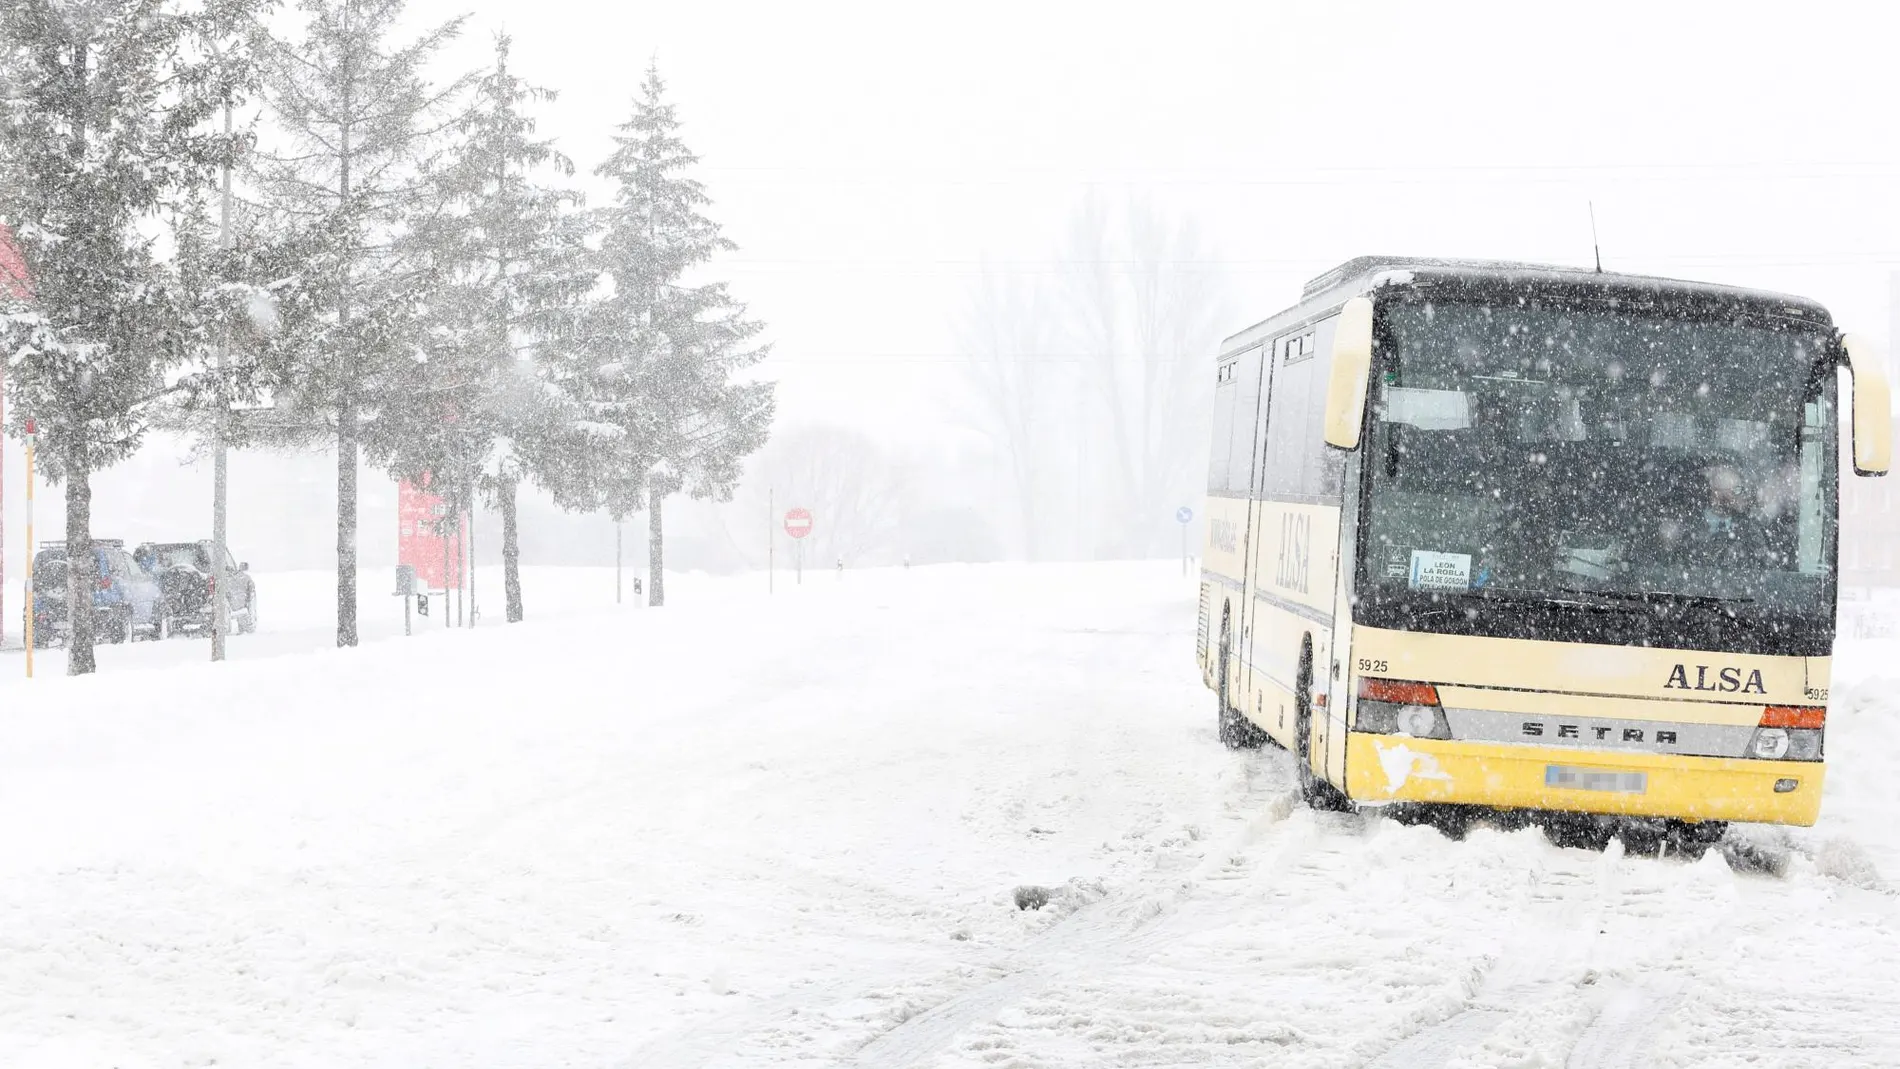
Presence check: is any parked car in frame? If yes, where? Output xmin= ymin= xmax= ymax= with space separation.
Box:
xmin=29 ymin=540 xmax=163 ymax=645
xmin=28 ymin=554 xmax=68 ymax=648
xmin=133 ymin=540 xmax=257 ymax=637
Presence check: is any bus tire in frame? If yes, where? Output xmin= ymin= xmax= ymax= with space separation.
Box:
xmin=1663 ymin=818 xmax=1727 ymax=860
xmin=1295 ymin=646 xmax=1351 ymax=811
xmin=1217 ymin=608 xmax=1266 ymax=750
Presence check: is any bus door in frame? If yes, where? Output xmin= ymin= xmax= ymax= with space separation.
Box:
xmin=1236 ymin=340 xmax=1279 ymax=729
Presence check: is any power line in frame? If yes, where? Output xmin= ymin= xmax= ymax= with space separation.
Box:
xmin=693 ymin=162 xmax=1900 ymax=189
xmin=702 ymin=161 xmax=1900 ymax=177
xmin=706 ymin=255 xmax=1900 ymax=278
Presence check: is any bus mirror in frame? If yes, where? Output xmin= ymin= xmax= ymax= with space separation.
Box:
xmin=1324 ymin=296 xmax=1375 ymax=449
xmin=1842 ymin=333 xmax=1892 ymax=476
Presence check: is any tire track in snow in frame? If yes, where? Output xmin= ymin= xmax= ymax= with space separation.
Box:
xmin=1365 ymin=837 xmax=1741 ymax=1069
xmin=862 ymin=804 xmax=1387 ymax=1068
xmin=621 ymin=753 xmax=1302 ymax=1069
xmin=1365 ymin=842 xmax=1604 ymax=1069
xmin=850 ymin=761 xmax=1307 ymax=1068
xmin=1565 ymin=978 xmax=1686 ymax=1069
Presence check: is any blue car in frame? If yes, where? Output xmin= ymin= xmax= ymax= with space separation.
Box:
xmin=29 ymin=540 xmax=162 ymax=646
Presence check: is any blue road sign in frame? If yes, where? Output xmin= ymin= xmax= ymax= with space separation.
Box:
xmin=1176 ymin=506 xmax=1194 ymax=524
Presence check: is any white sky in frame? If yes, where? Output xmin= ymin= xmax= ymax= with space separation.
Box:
xmin=390 ymin=0 xmax=1900 ymax=440
xmin=10 ymin=0 xmax=1900 ymax=586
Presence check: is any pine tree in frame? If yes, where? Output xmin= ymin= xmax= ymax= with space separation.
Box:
xmin=384 ymin=34 xmax=593 ymax=624
xmin=581 ymin=63 xmax=774 ymax=606
xmin=251 ymin=0 xmax=471 ymax=646
xmin=0 ymin=0 xmax=264 ymax=674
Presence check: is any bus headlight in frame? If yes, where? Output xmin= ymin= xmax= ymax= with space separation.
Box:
xmin=1353 ymin=676 xmax=1451 ymax=740
xmin=1746 ymin=727 xmax=1824 ymax=761
xmin=1396 ymin=704 xmax=1440 ymax=737
xmin=1752 ymin=707 xmax=1825 ymax=762
xmin=1357 ymin=701 xmax=1449 ymax=738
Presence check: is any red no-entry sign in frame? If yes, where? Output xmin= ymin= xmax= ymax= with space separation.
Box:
xmin=784 ymin=507 xmax=813 ymax=539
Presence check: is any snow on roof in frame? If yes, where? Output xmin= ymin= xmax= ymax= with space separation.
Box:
xmin=1300 ymin=255 xmax=1833 ymax=325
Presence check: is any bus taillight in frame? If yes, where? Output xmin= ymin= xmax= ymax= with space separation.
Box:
xmin=1357 ymin=677 xmax=1441 ymax=706
xmin=1760 ymin=706 xmax=1825 ymax=729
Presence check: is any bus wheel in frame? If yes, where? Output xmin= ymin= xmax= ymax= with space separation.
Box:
xmin=1295 ymin=650 xmax=1350 ymax=811
xmin=1216 ymin=612 xmax=1264 ymax=750
xmin=1540 ymin=812 xmax=1616 ymax=852
xmin=1663 ymin=819 xmax=1727 ymax=860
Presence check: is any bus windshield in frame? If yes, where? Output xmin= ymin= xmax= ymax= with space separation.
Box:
xmin=1362 ymin=298 xmax=1837 ymax=629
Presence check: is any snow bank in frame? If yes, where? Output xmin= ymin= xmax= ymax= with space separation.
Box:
xmin=0 ymin=561 xmax=1895 ymax=1066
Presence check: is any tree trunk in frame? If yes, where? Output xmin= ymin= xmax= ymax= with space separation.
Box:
xmin=648 ymin=486 xmax=664 ymax=607
xmin=336 ymin=397 xmax=358 ymax=647
xmin=65 ymin=461 xmax=95 ymax=675
xmin=335 ymin=18 xmax=357 ymax=648
xmin=501 ymin=474 xmax=523 ymax=622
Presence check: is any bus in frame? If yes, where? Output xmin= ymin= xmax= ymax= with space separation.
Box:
xmin=1197 ymin=256 xmax=1891 ymax=843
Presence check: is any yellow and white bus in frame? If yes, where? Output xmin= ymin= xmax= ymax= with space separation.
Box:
xmin=1198 ymin=257 xmax=1891 ymax=842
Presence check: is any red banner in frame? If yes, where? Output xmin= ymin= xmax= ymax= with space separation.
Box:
xmin=0 ymin=223 xmax=28 ymax=300
xmin=397 ymin=475 xmax=464 ymax=589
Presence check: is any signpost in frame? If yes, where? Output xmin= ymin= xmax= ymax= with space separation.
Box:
xmin=1176 ymin=505 xmax=1194 ymax=577
xmin=395 ymin=564 xmax=416 ymax=637
xmin=784 ymin=507 xmax=812 ymax=585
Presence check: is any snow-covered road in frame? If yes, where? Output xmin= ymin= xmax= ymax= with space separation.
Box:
xmin=0 ymin=563 xmax=1895 ymax=1067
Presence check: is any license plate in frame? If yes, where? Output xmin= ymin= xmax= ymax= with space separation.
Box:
xmin=1545 ymin=765 xmax=1647 ymax=794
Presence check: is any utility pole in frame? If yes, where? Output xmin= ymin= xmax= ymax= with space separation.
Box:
xmin=454 ymin=506 xmax=463 ymax=627
xmin=211 ymin=86 xmax=233 ymax=662
xmin=23 ymin=419 xmax=36 ymax=677
xmin=466 ymin=459 xmax=477 ymax=626
xmin=768 ymin=487 xmax=774 ymax=594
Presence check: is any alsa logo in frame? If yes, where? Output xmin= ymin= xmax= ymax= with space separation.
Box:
xmin=1208 ymin=519 xmax=1240 ymax=555
xmin=1664 ymin=664 xmax=1766 ymax=694
xmin=1275 ymin=512 xmax=1311 ymax=594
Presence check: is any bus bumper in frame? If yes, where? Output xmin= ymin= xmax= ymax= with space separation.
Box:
xmin=1344 ymin=732 xmax=1824 ymax=826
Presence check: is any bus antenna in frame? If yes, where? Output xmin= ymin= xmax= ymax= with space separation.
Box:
xmin=1589 ymin=201 xmax=1603 ymax=273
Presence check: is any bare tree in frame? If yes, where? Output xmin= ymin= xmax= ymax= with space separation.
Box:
xmin=1057 ymin=194 xmax=1228 ymax=558
xmin=950 ymin=195 xmax=1229 ymax=561
xmin=717 ymin=424 xmax=912 ymax=569
xmin=948 ymin=266 xmax=1061 ymax=559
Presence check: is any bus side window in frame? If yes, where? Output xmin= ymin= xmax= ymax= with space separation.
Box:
xmin=1261 ymin=316 xmax=1343 ymax=502
xmin=1230 ymin=346 xmax=1267 ymax=492
xmin=1209 ymin=357 xmax=1238 ymax=493
xmin=1261 ymin=334 xmax=1305 ymax=499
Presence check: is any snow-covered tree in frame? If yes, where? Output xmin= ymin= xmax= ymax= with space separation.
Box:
xmin=386 ymin=34 xmax=593 ymax=624
xmin=250 ymin=0 xmax=472 ymax=646
xmin=0 ymin=0 xmax=266 ymax=674
xmin=579 ymin=63 xmax=774 ymax=606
